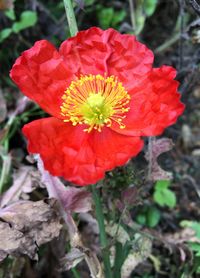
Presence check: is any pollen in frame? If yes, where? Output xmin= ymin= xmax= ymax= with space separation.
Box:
xmin=60 ymin=74 xmax=131 ymax=132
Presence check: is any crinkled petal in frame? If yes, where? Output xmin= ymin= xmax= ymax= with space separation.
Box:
xmin=59 ymin=27 xmax=154 ymax=86
xmin=111 ymin=66 xmax=185 ymax=136
xmin=22 ymin=118 xmax=143 ymax=186
xmin=10 ymin=40 xmax=73 ymax=118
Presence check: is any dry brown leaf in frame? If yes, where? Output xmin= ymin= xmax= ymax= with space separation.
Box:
xmin=181 ymin=124 xmax=193 ymax=148
xmin=121 ymin=185 xmax=138 ymax=207
xmin=37 ymin=158 xmax=103 ymax=277
xmin=60 ymin=248 xmax=85 ymax=270
xmin=0 ymin=0 xmax=13 ymax=10
xmin=145 ymin=138 xmax=174 ymax=181
xmin=165 ymin=227 xmax=200 ymax=244
xmin=11 ymin=96 xmax=30 ymax=117
xmin=0 ymin=166 xmax=42 ymax=208
xmin=121 ymin=235 xmax=152 ymax=278
xmin=38 ymin=157 xmax=92 ymax=213
xmin=0 ymin=199 xmax=62 ymax=261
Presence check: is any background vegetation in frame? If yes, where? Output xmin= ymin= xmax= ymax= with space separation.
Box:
xmin=0 ymin=0 xmax=200 ymax=277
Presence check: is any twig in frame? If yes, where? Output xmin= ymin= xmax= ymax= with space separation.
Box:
xmin=189 ymin=0 xmax=200 ymax=16
xmin=183 ymin=174 xmax=200 ymax=199
xmin=63 ymin=0 xmax=78 ymax=36
xmin=147 ymin=137 xmax=154 ymax=181
xmin=154 ymin=33 xmax=180 ymax=54
xmin=178 ymin=0 xmax=185 ymax=70
xmin=128 ymin=0 xmax=136 ymax=32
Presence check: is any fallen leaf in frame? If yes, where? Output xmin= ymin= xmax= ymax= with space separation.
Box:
xmin=38 ymin=157 xmax=92 ymax=213
xmin=0 ymin=199 xmax=62 ymax=261
xmin=181 ymin=124 xmax=193 ymax=148
xmin=0 ymin=166 xmax=42 ymax=208
xmin=192 ymin=149 xmax=200 ymax=156
xmin=145 ymin=137 xmax=174 ymax=181
xmin=79 ymin=213 xmax=99 ymax=235
xmin=37 ymin=157 xmax=102 ymax=278
xmin=60 ymin=248 xmax=85 ymax=270
xmin=121 ymin=185 xmax=138 ymax=207
xmin=0 ymin=0 xmax=13 ymax=10
xmin=106 ymin=222 xmax=130 ymax=244
xmin=14 ymin=96 xmax=30 ymax=116
xmin=121 ymin=235 xmax=152 ymax=278
xmin=8 ymin=96 xmax=30 ymax=119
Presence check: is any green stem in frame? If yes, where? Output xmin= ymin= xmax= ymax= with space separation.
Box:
xmin=92 ymin=184 xmax=112 ymax=278
xmin=63 ymin=0 xmax=78 ymax=37
xmin=71 ymin=267 xmax=81 ymax=278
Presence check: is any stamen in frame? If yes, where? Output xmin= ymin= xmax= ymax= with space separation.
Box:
xmin=60 ymin=74 xmax=130 ymax=132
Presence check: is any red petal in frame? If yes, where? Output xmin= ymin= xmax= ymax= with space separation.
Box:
xmin=59 ymin=27 xmax=153 ymax=83
xmin=10 ymin=40 xmax=73 ymax=118
xmin=111 ymin=66 xmax=185 ymax=136
xmin=22 ymin=118 xmax=143 ymax=186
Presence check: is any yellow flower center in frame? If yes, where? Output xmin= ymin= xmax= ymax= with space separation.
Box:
xmin=60 ymin=74 xmax=130 ymax=132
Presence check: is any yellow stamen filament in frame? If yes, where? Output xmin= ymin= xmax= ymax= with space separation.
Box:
xmin=60 ymin=74 xmax=130 ymax=132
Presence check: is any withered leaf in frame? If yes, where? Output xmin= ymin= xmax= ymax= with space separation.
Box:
xmin=38 ymin=157 xmax=92 ymax=213
xmin=60 ymin=248 xmax=85 ymax=271
xmin=0 ymin=0 xmax=13 ymax=10
xmin=0 ymin=166 xmax=42 ymax=208
xmin=0 ymin=199 xmax=62 ymax=261
xmin=121 ymin=185 xmax=138 ymax=207
xmin=145 ymin=138 xmax=174 ymax=181
xmin=12 ymin=96 xmax=30 ymax=117
xmin=121 ymin=235 xmax=152 ymax=278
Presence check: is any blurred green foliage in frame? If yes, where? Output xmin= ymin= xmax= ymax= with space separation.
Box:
xmin=132 ymin=0 xmax=158 ymax=35
xmin=180 ymin=221 xmax=200 ymax=274
xmin=136 ymin=206 xmax=161 ymax=228
xmin=97 ymin=6 xmax=126 ymax=29
xmin=153 ymin=180 xmax=177 ymax=208
xmin=0 ymin=9 xmax=37 ymax=43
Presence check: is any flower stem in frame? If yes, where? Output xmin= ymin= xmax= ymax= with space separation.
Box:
xmin=92 ymin=184 xmax=113 ymax=278
xmin=63 ymin=0 xmax=78 ymax=37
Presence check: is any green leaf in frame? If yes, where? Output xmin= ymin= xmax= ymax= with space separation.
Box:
xmin=136 ymin=214 xmax=146 ymax=225
xmin=5 ymin=9 xmax=16 ymax=20
xmin=0 ymin=28 xmax=12 ymax=43
xmin=155 ymin=180 xmax=171 ymax=190
xmin=188 ymin=242 xmax=200 ymax=256
xmin=154 ymin=189 xmax=176 ymax=208
xmin=180 ymin=221 xmax=200 ymax=238
xmin=144 ymin=0 xmax=158 ymax=17
xmin=153 ymin=180 xmax=176 ymax=208
xmin=163 ymin=189 xmax=176 ymax=208
xmin=146 ymin=207 xmax=160 ymax=228
xmin=112 ymin=10 xmax=126 ymax=27
xmin=84 ymin=0 xmax=95 ymax=6
xmin=12 ymin=11 xmax=37 ymax=33
xmin=97 ymin=7 xmax=114 ymax=29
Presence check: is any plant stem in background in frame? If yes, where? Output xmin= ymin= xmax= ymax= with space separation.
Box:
xmin=129 ymin=0 xmax=136 ymax=32
xmin=63 ymin=0 xmax=78 ymax=36
xmin=92 ymin=184 xmax=113 ymax=278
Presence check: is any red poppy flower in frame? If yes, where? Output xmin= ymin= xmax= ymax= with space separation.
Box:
xmin=10 ymin=27 xmax=184 ymax=186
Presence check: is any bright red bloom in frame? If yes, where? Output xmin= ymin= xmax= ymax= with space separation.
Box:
xmin=10 ymin=27 xmax=184 ymax=186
